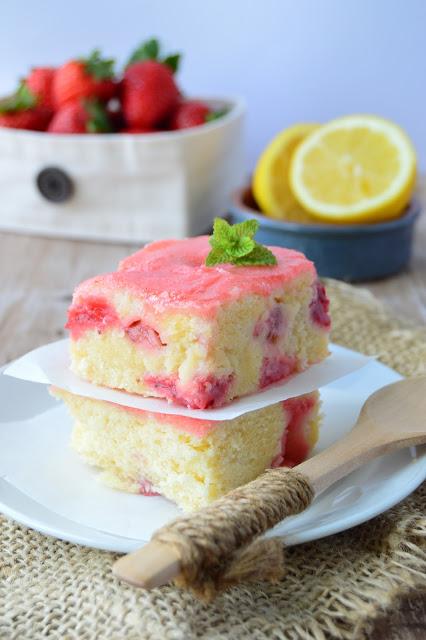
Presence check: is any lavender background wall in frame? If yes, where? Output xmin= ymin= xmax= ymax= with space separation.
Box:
xmin=1 ymin=0 xmax=424 ymax=168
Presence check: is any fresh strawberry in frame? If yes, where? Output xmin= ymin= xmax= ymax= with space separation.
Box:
xmin=95 ymin=78 xmax=118 ymax=102
xmin=48 ymin=99 xmax=112 ymax=134
xmin=122 ymin=60 xmax=179 ymax=128
xmin=26 ymin=67 xmax=56 ymax=109
xmin=0 ymin=107 xmax=51 ymax=130
xmin=170 ymin=100 xmax=211 ymax=129
xmin=122 ymin=38 xmax=181 ymax=128
xmin=53 ymin=49 xmax=116 ymax=108
xmin=0 ymin=82 xmax=51 ymax=130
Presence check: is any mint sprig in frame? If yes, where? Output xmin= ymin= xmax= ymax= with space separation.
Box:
xmin=206 ymin=218 xmax=277 ymax=267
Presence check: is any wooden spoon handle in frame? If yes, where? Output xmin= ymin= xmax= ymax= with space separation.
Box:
xmin=113 ymin=468 xmax=314 ymax=595
xmin=113 ymin=414 xmax=426 ymax=594
xmin=299 ymin=416 xmax=426 ymax=493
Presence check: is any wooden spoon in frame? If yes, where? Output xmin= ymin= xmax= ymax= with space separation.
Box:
xmin=113 ymin=376 xmax=426 ymax=589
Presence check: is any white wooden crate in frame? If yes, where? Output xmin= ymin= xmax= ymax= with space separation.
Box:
xmin=0 ymin=98 xmax=245 ymax=243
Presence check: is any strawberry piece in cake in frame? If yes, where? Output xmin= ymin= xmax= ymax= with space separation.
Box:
xmin=52 ymin=388 xmax=321 ymax=512
xmin=66 ymin=236 xmax=330 ymax=409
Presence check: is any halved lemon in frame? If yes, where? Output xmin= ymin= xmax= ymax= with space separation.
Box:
xmin=289 ymin=115 xmax=416 ymax=224
xmin=253 ymin=123 xmax=319 ymax=222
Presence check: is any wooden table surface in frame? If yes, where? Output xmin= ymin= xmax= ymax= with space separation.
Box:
xmin=0 ymin=210 xmax=425 ymax=638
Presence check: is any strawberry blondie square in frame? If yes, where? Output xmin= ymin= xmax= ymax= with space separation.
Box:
xmin=53 ymin=388 xmax=320 ymax=512
xmin=66 ymin=235 xmax=330 ymax=409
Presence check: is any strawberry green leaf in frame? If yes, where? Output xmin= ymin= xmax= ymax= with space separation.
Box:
xmin=206 ymin=217 xmax=277 ymax=267
xmin=83 ymin=49 xmax=115 ymax=80
xmin=84 ymin=99 xmax=113 ymax=133
xmin=0 ymin=82 xmax=37 ymax=113
xmin=162 ymin=53 xmax=181 ymax=73
xmin=127 ymin=38 xmax=160 ymax=67
xmin=205 ymin=108 xmax=228 ymax=123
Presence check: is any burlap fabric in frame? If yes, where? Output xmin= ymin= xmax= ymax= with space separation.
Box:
xmin=1 ymin=279 xmax=425 ymax=640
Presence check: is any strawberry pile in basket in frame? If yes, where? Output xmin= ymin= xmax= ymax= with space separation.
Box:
xmin=0 ymin=39 xmax=226 ymax=134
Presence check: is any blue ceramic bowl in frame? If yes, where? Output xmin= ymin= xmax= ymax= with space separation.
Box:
xmin=229 ymin=186 xmax=421 ymax=282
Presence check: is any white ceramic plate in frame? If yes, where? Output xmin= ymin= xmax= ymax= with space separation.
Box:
xmin=0 ymin=349 xmax=425 ymax=553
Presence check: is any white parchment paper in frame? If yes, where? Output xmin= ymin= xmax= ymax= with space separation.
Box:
xmin=4 ymin=339 xmax=371 ymax=420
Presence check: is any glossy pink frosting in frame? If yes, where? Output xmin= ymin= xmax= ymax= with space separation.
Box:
xmin=73 ymin=236 xmax=316 ymax=317
xmin=119 ymin=403 xmax=216 ymax=437
xmin=121 ymin=393 xmax=315 ymax=457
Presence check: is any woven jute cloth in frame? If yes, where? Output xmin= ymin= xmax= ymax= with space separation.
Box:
xmin=1 ymin=279 xmax=425 ymax=640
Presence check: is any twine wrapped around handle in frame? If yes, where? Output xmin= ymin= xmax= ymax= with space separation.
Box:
xmin=152 ymin=468 xmax=314 ymax=600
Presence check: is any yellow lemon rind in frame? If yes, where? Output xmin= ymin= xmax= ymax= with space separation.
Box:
xmin=253 ymin=123 xmax=319 ymax=221
xmin=289 ymin=115 xmax=417 ymax=224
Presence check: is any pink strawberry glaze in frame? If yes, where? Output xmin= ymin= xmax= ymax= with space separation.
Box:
xmin=143 ymin=372 xmax=234 ymax=409
xmin=310 ymin=281 xmax=331 ymax=329
xmin=272 ymin=394 xmax=316 ymax=468
xmin=66 ymin=299 xmax=166 ymax=349
xmin=142 ymin=374 xmax=178 ymax=402
xmin=118 ymin=402 xmax=216 ymax=437
xmin=259 ymin=355 xmax=298 ymax=389
xmin=254 ymin=306 xmax=285 ymax=343
xmin=125 ymin=319 xmax=165 ymax=348
xmin=70 ymin=236 xmax=317 ymax=319
xmin=138 ymin=477 xmax=161 ymax=496
xmin=50 ymin=384 xmax=217 ymax=438
xmin=65 ymin=296 xmax=120 ymax=339
xmin=136 ymin=390 xmax=315 ymax=497
xmin=102 ymin=389 xmax=316 ymax=459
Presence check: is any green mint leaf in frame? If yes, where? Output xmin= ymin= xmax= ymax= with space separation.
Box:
xmin=209 ymin=217 xmax=231 ymax=246
xmin=230 ymin=236 xmax=255 ymax=257
xmin=127 ymin=38 xmax=160 ymax=67
xmin=234 ymin=243 xmax=277 ymax=266
xmin=84 ymin=99 xmax=113 ymax=133
xmin=205 ymin=108 xmax=228 ymax=123
xmin=233 ymin=219 xmax=259 ymax=239
xmin=205 ymin=247 xmax=229 ymax=267
xmin=206 ymin=217 xmax=277 ymax=267
xmin=83 ymin=49 xmax=115 ymax=80
xmin=162 ymin=53 xmax=180 ymax=73
xmin=0 ymin=82 xmax=37 ymax=113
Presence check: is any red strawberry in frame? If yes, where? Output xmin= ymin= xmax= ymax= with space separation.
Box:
xmin=48 ymin=99 xmax=112 ymax=134
xmin=0 ymin=82 xmax=51 ymax=130
xmin=122 ymin=60 xmax=179 ymax=128
xmin=26 ymin=67 xmax=56 ymax=109
xmin=170 ymin=100 xmax=210 ymax=129
xmin=95 ymin=78 xmax=118 ymax=102
xmin=0 ymin=107 xmax=51 ymax=130
xmin=53 ymin=50 xmax=116 ymax=108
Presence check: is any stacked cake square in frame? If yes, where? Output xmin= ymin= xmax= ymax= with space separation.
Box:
xmin=55 ymin=233 xmax=331 ymax=511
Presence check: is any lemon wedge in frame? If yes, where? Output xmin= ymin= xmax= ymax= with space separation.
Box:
xmin=289 ymin=115 xmax=416 ymax=224
xmin=253 ymin=123 xmax=319 ymax=222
